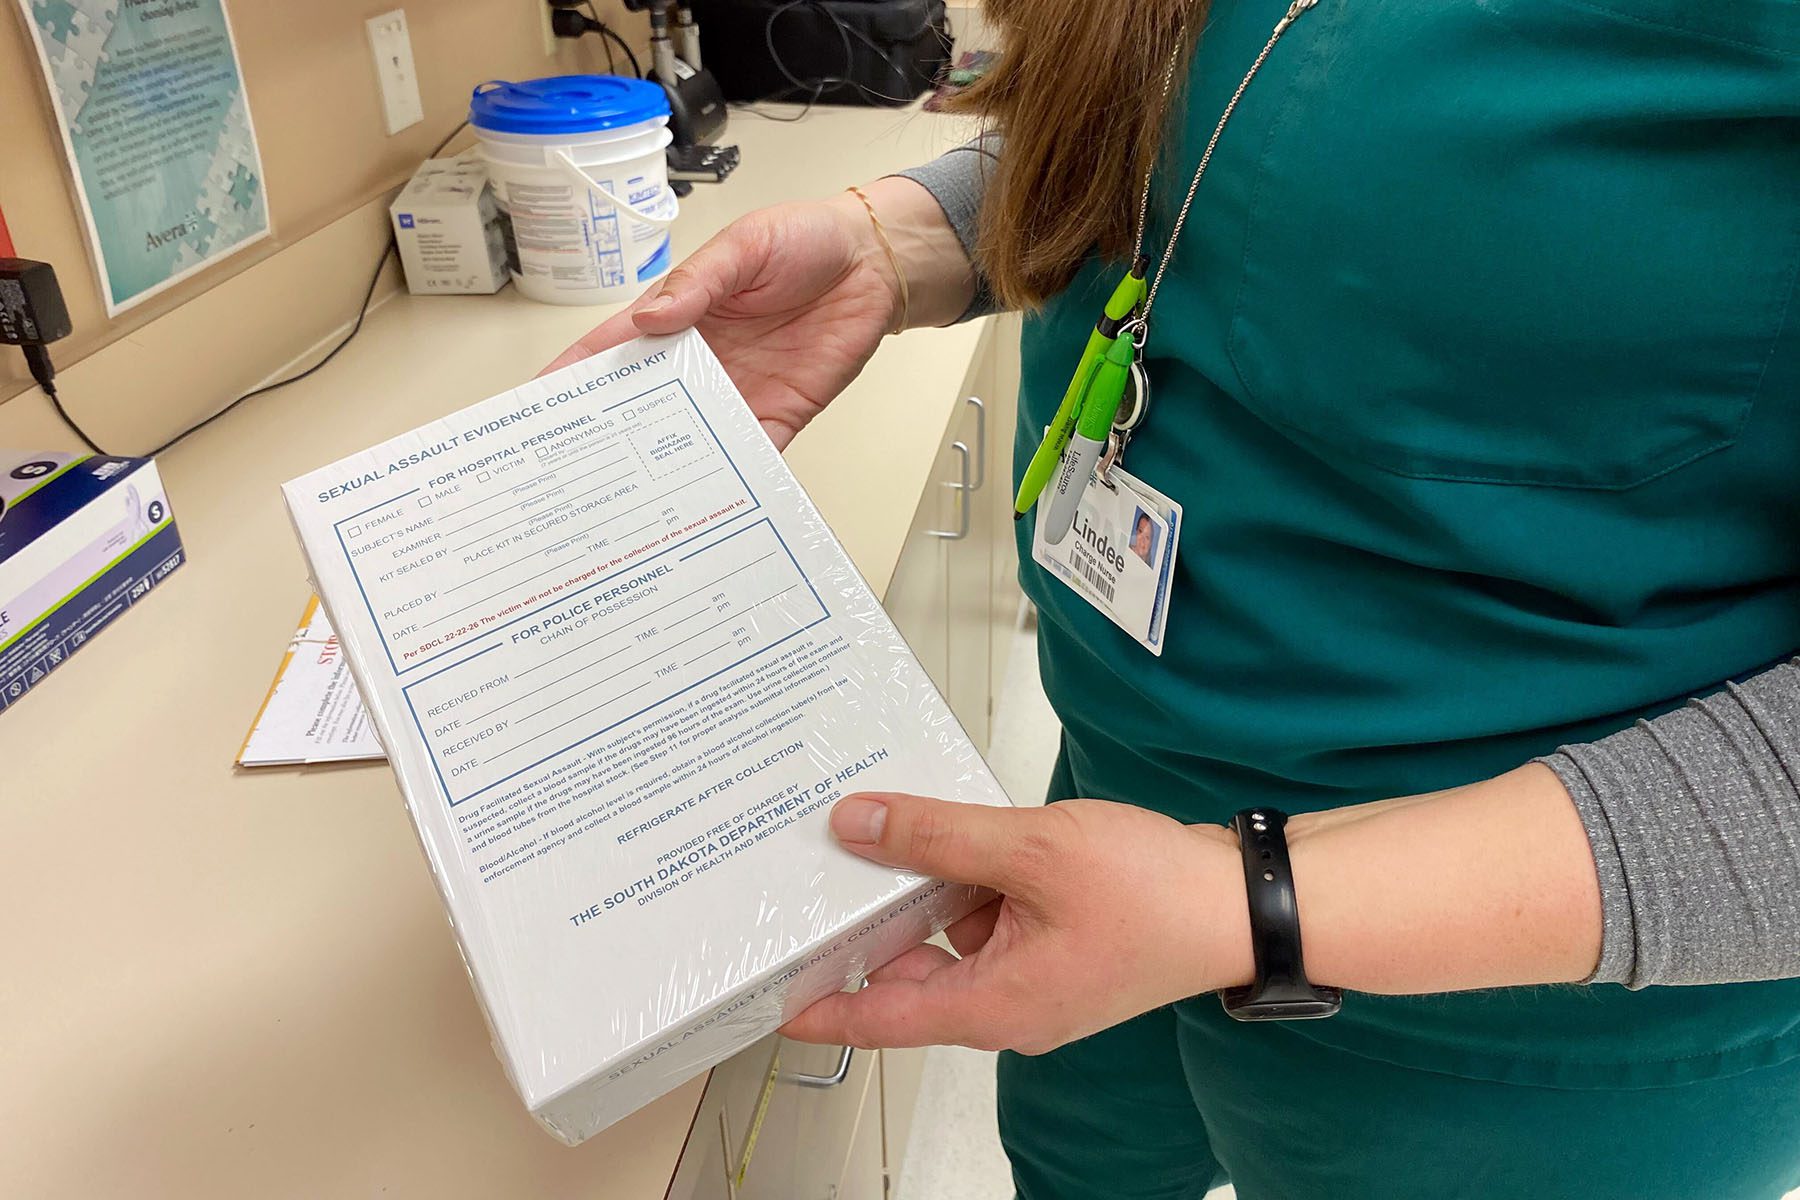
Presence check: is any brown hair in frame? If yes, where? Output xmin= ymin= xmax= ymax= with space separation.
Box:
xmin=946 ymin=0 xmax=1205 ymax=309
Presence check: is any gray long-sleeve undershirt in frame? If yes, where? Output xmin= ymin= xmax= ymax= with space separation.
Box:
xmin=896 ymin=145 xmax=1800 ymax=991
xmin=898 ymin=134 xmax=1002 ymax=323
xmin=1544 ymin=663 xmax=1800 ymax=989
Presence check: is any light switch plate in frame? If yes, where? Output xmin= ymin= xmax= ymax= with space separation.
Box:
xmin=367 ymin=10 xmax=424 ymax=135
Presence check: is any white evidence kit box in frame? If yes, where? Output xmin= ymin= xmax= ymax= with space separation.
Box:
xmin=283 ymin=330 xmax=1011 ymax=1142
xmin=389 ymin=154 xmax=513 ymax=295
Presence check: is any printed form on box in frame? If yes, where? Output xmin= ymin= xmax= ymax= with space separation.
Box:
xmin=283 ymin=330 xmax=1010 ymax=1144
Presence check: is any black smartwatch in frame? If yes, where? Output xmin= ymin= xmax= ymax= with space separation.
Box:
xmin=1218 ymin=808 xmax=1342 ymax=1022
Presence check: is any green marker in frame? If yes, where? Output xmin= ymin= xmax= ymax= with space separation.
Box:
xmin=1013 ymin=258 xmax=1148 ymax=521
xmin=1041 ymin=330 xmax=1138 ymax=545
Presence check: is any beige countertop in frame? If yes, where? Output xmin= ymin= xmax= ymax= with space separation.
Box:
xmin=0 ymin=102 xmax=988 ymax=1199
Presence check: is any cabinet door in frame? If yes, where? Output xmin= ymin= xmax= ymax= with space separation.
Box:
xmin=669 ymin=1037 xmax=877 ymax=1200
xmin=986 ymin=314 xmax=1025 ymax=707
xmin=883 ymin=439 xmax=954 ymax=699
xmin=943 ymin=359 xmax=996 ymax=751
xmin=665 ymin=1111 xmax=730 ymax=1200
xmin=885 ymin=318 xmax=1024 ymax=749
xmin=832 ymin=1056 xmax=889 ymax=1200
xmin=878 ymin=1046 xmax=930 ymax=1189
xmin=738 ymin=1041 xmax=877 ymax=1200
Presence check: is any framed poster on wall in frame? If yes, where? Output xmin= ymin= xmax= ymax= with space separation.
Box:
xmin=15 ymin=0 xmax=270 ymax=314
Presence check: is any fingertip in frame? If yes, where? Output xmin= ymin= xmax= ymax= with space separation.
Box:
xmin=779 ymin=994 xmax=851 ymax=1045
xmin=830 ymin=794 xmax=888 ymax=846
xmin=776 ymin=1014 xmax=823 ymax=1043
xmin=535 ymin=346 xmax=591 ymax=377
xmin=782 ymin=973 xmax=967 ymax=1051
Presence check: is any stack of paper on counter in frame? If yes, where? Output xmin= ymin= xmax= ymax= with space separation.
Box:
xmin=238 ymin=597 xmax=384 ymax=767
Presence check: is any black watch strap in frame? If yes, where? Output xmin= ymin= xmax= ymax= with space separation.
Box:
xmin=1219 ymin=808 xmax=1342 ymax=1022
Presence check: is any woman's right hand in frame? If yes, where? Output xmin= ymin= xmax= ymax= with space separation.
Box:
xmin=543 ymin=198 xmax=896 ymax=450
xmin=542 ymin=179 xmax=975 ymax=450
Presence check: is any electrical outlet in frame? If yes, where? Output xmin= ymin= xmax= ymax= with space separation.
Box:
xmin=367 ymin=10 xmax=425 ymax=135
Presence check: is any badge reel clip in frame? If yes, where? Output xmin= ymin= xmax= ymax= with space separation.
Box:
xmin=1097 ymin=320 xmax=1151 ymax=490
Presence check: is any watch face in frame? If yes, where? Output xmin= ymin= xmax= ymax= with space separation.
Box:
xmin=1220 ymin=987 xmax=1343 ymax=1023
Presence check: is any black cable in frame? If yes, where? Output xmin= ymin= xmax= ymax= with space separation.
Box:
xmin=582 ymin=2 xmax=642 ymax=78
xmin=23 ymin=344 xmax=103 ymax=455
xmin=46 ymin=385 xmax=102 ymax=455
xmin=731 ymin=82 xmax=827 ymax=122
xmin=133 ymin=117 xmax=471 ymax=460
xmin=601 ymin=25 xmax=644 ymax=78
xmin=594 ymin=11 xmax=617 ymax=72
xmin=840 ymin=9 xmax=946 ymax=71
xmin=143 ymin=240 xmax=397 ymax=459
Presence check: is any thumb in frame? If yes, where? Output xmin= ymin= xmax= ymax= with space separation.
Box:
xmin=830 ymin=792 xmax=1043 ymax=895
xmin=536 ymin=229 xmax=754 ymax=376
xmin=631 ymin=230 xmax=753 ymax=335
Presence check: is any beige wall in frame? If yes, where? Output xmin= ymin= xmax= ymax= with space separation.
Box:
xmin=0 ymin=0 xmax=648 ymax=407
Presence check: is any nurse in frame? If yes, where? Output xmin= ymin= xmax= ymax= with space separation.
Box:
xmin=550 ymin=1 xmax=1800 ymax=1196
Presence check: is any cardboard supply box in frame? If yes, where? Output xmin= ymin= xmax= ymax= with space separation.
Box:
xmin=283 ymin=330 xmax=1011 ymax=1142
xmin=0 ymin=452 xmax=184 ymax=713
xmin=389 ymin=154 xmax=514 ymax=295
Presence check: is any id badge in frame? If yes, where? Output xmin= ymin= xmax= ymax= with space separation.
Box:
xmin=1032 ymin=464 xmax=1181 ymax=655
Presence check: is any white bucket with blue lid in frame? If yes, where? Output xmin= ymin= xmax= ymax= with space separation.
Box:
xmin=470 ymin=76 xmax=678 ymax=306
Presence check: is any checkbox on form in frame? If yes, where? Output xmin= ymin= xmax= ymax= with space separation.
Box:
xmin=418 ymin=496 xmax=432 ymax=508
xmin=346 ymin=525 xmax=362 ymax=539
xmin=536 ymin=447 xmax=550 ymax=459
xmin=478 ymin=471 xmax=491 ymax=482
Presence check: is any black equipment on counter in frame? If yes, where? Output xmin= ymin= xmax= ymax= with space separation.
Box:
xmin=687 ymin=0 xmax=952 ymax=107
xmin=622 ymin=0 xmax=731 ymax=146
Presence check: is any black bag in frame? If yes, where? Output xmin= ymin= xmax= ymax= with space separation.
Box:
xmin=687 ymin=0 xmax=953 ymax=106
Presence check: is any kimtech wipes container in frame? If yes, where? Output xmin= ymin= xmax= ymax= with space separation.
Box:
xmin=470 ymin=76 xmax=678 ymax=306
xmin=283 ymin=329 xmax=1010 ymax=1142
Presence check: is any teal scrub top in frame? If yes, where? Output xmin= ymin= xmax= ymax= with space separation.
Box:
xmin=1016 ymin=0 xmax=1800 ymax=1088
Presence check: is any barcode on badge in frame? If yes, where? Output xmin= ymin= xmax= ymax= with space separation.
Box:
xmin=1077 ymin=557 xmax=1115 ymax=603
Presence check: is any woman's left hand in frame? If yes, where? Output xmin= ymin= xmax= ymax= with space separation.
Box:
xmin=781 ymin=792 xmax=1255 ymax=1056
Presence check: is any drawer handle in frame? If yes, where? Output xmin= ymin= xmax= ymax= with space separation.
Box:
xmin=967 ymin=396 xmax=987 ymax=491
xmin=779 ymin=1044 xmax=855 ymax=1089
xmin=928 ymin=442 xmax=972 ymax=540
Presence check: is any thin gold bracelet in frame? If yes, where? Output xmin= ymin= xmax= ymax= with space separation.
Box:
xmin=847 ymin=185 xmax=910 ymax=335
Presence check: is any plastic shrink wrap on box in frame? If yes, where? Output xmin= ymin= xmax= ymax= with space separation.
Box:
xmin=283 ymin=329 xmax=1010 ymax=1143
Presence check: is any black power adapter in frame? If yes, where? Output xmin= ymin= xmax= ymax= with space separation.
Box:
xmin=0 ymin=257 xmax=102 ymax=454
xmin=0 ymin=257 xmax=73 ymax=398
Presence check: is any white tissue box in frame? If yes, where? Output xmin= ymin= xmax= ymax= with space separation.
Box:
xmin=390 ymin=155 xmax=512 ymax=295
